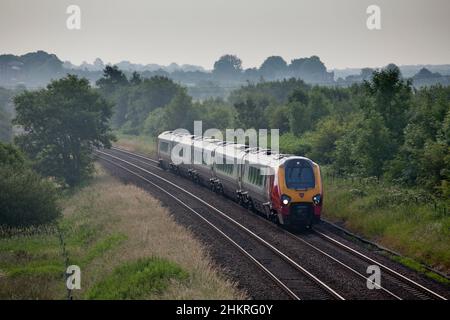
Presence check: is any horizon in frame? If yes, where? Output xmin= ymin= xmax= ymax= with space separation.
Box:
xmin=1 ymin=0 xmax=449 ymax=70
xmin=3 ymin=49 xmax=450 ymax=73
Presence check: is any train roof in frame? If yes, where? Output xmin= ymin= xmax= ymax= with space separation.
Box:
xmin=157 ymin=131 xmax=317 ymax=167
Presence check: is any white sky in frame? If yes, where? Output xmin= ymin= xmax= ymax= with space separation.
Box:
xmin=1 ymin=0 xmax=449 ymax=69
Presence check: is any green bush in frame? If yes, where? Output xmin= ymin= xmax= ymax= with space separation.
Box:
xmin=279 ymin=132 xmax=310 ymax=155
xmin=0 ymin=143 xmax=61 ymax=227
xmin=0 ymin=167 xmax=61 ymax=227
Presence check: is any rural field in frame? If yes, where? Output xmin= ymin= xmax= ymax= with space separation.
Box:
xmin=0 ymin=165 xmax=245 ymax=299
xmin=1 ymin=0 xmax=449 ymax=306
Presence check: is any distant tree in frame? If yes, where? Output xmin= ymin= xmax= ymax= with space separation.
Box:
xmin=193 ymin=99 xmax=235 ymax=130
xmin=360 ymin=68 xmax=374 ymax=80
xmin=124 ymin=77 xmax=182 ymax=132
xmin=96 ymin=65 xmax=129 ymax=95
xmin=234 ymin=95 xmax=269 ymax=129
xmin=130 ymin=71 xmax=142 ymax=85
xmin=259 ymin=56 xmax=287 ymax=79
xmin=163 ymin=90 xmax=196 ymax=131
xmin=213 ymin=54 xmax=242 ymax=77
xmin=289 ymin=56 xmax=327 ymax=80
xmin=265 ymin=104 xmax=290 ymax=133
xmin=14 ymin=75 xmax=115 ymax=187
xmin=0 ymin=108 xmax=11 ymax=142
xmin=143 ymin=108 xmax=167 ymax=136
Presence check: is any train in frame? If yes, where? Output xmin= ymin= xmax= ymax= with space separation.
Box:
xmin=157 ymin=131 xmax=323 ymax=229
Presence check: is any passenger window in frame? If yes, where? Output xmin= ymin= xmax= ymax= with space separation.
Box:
xmin=160 ymin=142 xmax=169 ymax=153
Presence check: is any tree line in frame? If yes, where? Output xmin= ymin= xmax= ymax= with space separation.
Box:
xmin=99 ymin=65 xmax=449 ymax=198
xmin=1 ymin=75 xmax=114 ymax=227
xmin=1 ymin=63 xmax=448 ymax=228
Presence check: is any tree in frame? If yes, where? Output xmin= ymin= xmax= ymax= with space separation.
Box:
xmin=0 ymin=142 xmax=61 ymax=227
xmin=96 ymin=65 xmax=129 ymax=95
xmin=14 ymin=75 xmax=115 ymax=187
xmin=363 ymin=66 xmax=412 ymax=140
xmin=234 ymin=94 xmax=271 ymax=129
xmin=288 ymin=56 xmax=328 ymax=81
xmin=193 ymin=99 xmax=235 ymax=130
xmin=124 ymin=76 xmax=183 ymax=132
xmin=306 ymin=117 xmax=344 ymax=164
xmin=213 ymin=54 xmax=242 ymax=77
xmin=143 ymin=108 xmax=167 ymax=136
xmin=0 ymin=107 xmax=11 ymax=142
xmin=333 ymin=111 xmax=394 ymax=177
xmin=259 ymin=56 xmax=287 ymax=79
xmin=130 ymin=71 xmax=142 ymax=85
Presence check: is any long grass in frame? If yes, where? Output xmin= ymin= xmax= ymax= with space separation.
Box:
xmin=0 ymin=165 xmax=246 ymax=299
xmin=114 ymin=133 xmax=157 ymax=156
xmin=323 ymin=173 xmax=450 ymax=278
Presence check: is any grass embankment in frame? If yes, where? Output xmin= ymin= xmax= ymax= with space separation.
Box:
xmin=114 ymin=133 xmax=156 ymax=156
xmin=0 ymin=165 xmax=246 ymax=299
xmin=323 ymin=173 xmax=450 ymax=281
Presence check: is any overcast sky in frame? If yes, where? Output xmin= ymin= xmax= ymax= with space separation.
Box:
xmin=1 ymin=0 xmax=449 ymax=70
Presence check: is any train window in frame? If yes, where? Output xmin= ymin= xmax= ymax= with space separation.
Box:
xmin=248 ymin=166 xmax=264 ymax=187
xmin=159 ymin=141 xmax=169 ymax=153
xmin=284 ymin=160 xmax=315 ymax=190
xmin=225 ymin=158 xmax=234 ymax=175
xmin=217 ymin=156 xmax=234 ymax=175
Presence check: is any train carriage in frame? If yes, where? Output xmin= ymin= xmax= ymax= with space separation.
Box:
xmin=212 ymin=143 xmax=247 ymax=197
xmin=157 ymin=131 xmax=323 ymax=229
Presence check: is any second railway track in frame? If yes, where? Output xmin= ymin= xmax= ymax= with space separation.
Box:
xmin=96 ymin=146 xmax=449 ymax=300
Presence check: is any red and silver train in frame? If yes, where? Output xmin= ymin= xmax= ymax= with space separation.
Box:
xmin=157 ymin=131 xmax=323 ymax=228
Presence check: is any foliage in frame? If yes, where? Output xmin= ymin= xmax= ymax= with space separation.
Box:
xmin=86 ymin=257 xmax=188 ymax=299
xmin=97 ymin=65 xmax=449 ymax=197
xmin=213 ymin=54 xmax=242 ymax=77
xmin=0 ymin=142 xmax=61 ymax=227
xmin=323 ymin=173 xmax=450 ymax=274
xmin=13 ymin=75 xmax=114 ymax=186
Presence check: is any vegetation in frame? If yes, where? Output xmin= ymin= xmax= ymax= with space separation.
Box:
xmin=105 ymin=65 xmax=449 ymax=273
xmin=323 ymin=172 xmax=449 ymax=275
xmin=86 ymin=257 xmax=188 ymax=299
xmin=105 ymin=65 xmax=449 ymax=199
xmin=0 ymin=166 xmax=245 ymax=299
xmin=14 ymin=75 xmax=115 ymax=187
xmin=0 ymin=87 xmax=17 ymax=142
xmin=0 ymin=142 xmax=61 ymax=227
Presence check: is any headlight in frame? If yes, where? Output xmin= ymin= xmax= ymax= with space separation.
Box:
xmin=281 ymin=194 xmax=291 ymax=206
xmin=313 ymin=194 xmax=321 ymax=205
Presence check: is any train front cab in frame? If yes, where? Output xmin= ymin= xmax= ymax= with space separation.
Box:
xmin=272 ymin=157 xmax=323 ymax=229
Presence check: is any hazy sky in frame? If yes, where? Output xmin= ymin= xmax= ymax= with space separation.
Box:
xmin=1 ymin=0 xmax=449 ymax=70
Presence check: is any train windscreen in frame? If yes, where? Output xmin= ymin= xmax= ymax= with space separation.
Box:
xmin=284 ymin=159 xmax=315 ymax=190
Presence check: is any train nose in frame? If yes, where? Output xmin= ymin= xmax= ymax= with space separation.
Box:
xmin=284 ymin=203 xmax=314 ymax=227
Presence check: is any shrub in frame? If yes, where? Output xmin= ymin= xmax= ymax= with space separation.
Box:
xmin=0 ymin=142 xmax=61 ymax=227
xmin=0 ymin=167 xmax=61 ymax=227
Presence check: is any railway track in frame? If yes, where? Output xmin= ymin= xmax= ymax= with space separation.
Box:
xmin=96 ymin=146 xmax=448 ymax=300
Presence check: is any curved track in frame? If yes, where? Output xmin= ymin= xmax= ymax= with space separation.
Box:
xmin=96 ymin=147 xmax=449 ymax=300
